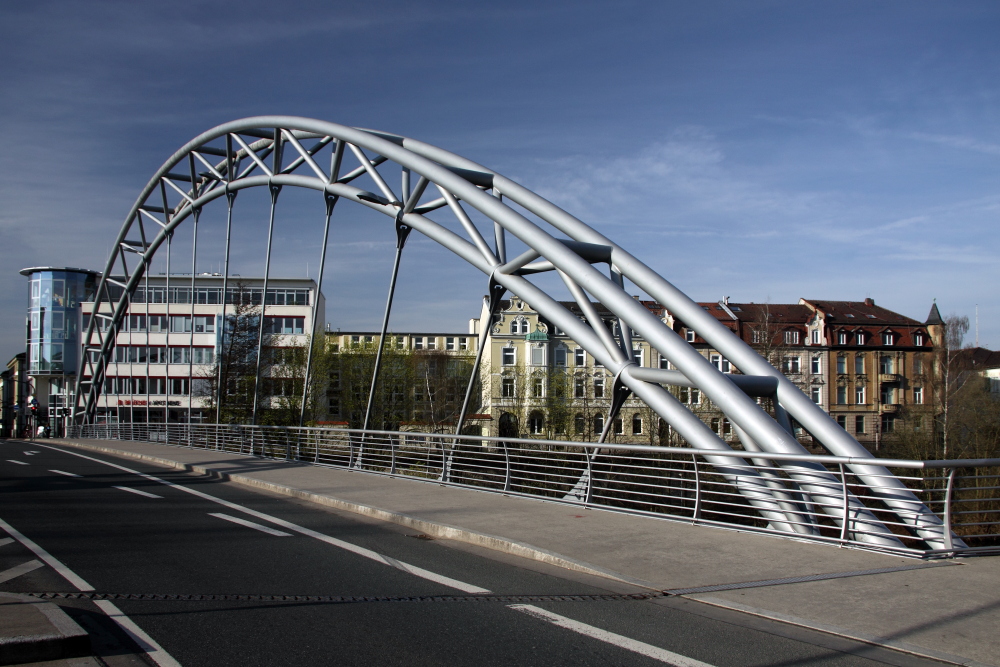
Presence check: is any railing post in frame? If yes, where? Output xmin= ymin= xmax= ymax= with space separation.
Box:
xmin=390 ymin=434 xmax=397 ymax=475
xmin=839 ymin=463 xmax=850 ymax=543
xmin=942 ymin=467 xmax=957 ymax=553
xmin=691 ymin=454 xmax=702 ymax=522
xmin=502 ymin=440 xmax=511 ymax=493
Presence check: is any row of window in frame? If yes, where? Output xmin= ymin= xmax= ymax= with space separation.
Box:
xmin=833 ymin=385 xmax=923 ymax=405
xmin=834 ymin=355 xmax=924 ymax=375
xmin=96 ymin=346 xmax=216 ymax=365
xmin=103 ymin=377 xmax=197 ymax=396
xmin=834 ymin=414 xmax=916 ymax=435
xmin=108 ymin=286 xmax=310 ymax=306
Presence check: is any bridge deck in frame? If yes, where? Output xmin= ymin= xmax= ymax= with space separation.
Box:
xmin=44 ymin=436 xmax=1000 ymax=667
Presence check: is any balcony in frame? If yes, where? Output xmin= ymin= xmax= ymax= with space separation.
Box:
xmin=879 ymin=373 xmax=900 ymax=383
xmin=881 ymin=404 xmax=900 ymax=413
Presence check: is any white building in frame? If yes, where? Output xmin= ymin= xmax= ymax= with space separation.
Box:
xmin=82 ymin=274 xmax=321 ymax=424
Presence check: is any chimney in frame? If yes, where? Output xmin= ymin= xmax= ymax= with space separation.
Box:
xmin=864 ymin=298 xmax=874 ymax=306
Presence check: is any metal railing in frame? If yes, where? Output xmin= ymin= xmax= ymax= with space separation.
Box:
xmin=68 ymin=423 xmax=1000 ymax=558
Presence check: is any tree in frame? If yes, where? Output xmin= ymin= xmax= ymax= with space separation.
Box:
xmin=938 ymin=314 xmax=971 ymax=458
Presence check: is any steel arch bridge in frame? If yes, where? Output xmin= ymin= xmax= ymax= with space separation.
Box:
xmin=74 ymin=116 xmax=955 ymax=550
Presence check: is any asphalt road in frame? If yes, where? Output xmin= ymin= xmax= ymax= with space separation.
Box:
xmin=0 ymin=439 xmax=950 ymax=667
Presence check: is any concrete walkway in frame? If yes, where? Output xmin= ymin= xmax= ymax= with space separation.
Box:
xmin=39 ymin=437 xmax=1000 ymax=667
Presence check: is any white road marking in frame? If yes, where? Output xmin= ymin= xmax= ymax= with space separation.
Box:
xmin=0 ymin=516 xmax=94 ymax=591
xmin=94 ymin=600 xmax=182 ymax=667
xmin=0 ymin=558 xmax=44 ymax=584
xmin=7 ymin=459 xmax=29 ymax=465
xmin=0 ymin=537 xmax=15 ymax=548
xmin=24 ymin=451 xmax=39 ymax=456
xmin=509 ymin=604 xmax=717 ymax=667
xmin=35 ymin=443 xmax=492 ymax=594
xmin=0 ymin=515 xmax=181 ymax=667
xmin=209 ymin=513 xmax=292 ymax=536
xmin=50 ymin=469 xmax=81 ymax=477
xmin=113 ymin=485 xmax=163 ymax=499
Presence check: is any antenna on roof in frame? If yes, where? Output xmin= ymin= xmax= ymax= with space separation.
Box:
xmin=976 ymin=303 xmax=979 ymax=347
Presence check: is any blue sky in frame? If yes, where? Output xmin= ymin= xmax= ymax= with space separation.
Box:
xmin=2 ymin=0 xmax=999 ymax=360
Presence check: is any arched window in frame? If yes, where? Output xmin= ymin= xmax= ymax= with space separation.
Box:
xmin=593 ymin=413 xmax=604 ymax=436
xmin=528 ymin=410 xmax=545 ymax=435
xmin=510 ymin=320 xmax=520 ymax=334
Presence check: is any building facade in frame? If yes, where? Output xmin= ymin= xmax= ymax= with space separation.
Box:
xmin=77 ymin=274 xmax=321 ymax=424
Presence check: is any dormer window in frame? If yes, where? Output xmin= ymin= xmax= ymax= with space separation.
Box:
xmin=838 ymin=332 xmax=847 ymax=345
xmin=882 ymin=332 xmax=894 ymax=346
xmin=856 ymin=332 xmax=866 ymax=345
xmin=783 ymin=330 xmax=800 ymax=345
xmin=915 ymin=333 xmax=924 ymax=346
xmin=685 ymin=329 xmax=696 ymax=343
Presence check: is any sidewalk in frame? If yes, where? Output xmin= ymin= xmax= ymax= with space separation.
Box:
xmin=0 ymin=592 xmax=91 ymax=666
xmin=43 ymin=437 xmax=1000 ymax=667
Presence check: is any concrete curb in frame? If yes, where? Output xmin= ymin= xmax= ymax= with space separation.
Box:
xmin=44 ymin=439 xmax=660 ymax=591
xmin=0 ymin=592 xmax=90 ymax=666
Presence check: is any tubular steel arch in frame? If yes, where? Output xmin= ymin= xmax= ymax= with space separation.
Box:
xmin=75 ymin=116 xmax=958 ymax=550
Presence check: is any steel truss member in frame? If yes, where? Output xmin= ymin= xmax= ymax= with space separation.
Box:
xmin=74 ymin=116 xmax=960 ymax=549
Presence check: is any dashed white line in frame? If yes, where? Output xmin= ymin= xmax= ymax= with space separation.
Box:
xmin=0 ymin=537 xmax=15 ymax=548
xmin=209 ymin=512 xmax=292 ymax=536
xmin=0 ymin=558 xmax=44 ymax=584
xmin=7 ymin=459 xmax=29 ymax=465
xmin=24 ymin=451 xmax=39 ymax=456
xmin=509 ymin=605 xmax=716 ymax=667
xmin=35 ymin=443 xmax=492 ymax=594
xmin=113 ymin=485 xmax=163 ymax=499
xmin=50 ymin=469 xmax=81 ymax=477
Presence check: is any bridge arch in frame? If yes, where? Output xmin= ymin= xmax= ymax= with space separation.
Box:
xmin=76 ymin=115 xmax=950 ymax=548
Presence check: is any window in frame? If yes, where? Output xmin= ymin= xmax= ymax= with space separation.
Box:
xmin=149 ymin=378 xmax=166 ymax=395
xmin=721 ymin=418 xmax=731 ymax=436
xmin=914 ymin=386 xmax=923 ymax=405
xmin=881 ymin=414 xmax=895 ymax=433
xmin=782 ymin=356 xmax=801 ymax=374
xmin=169 ymin=316 xmax=192 ymax=333
xmin=575 ymin=377 xmax=586 ymax=398
xmin=193 ymin=316 xmax=215 ymax=333
xmin=532 ymin=376 xmax=545 ymax=397
xmin=169 ymin=347 xmax=190 ymax=364
xmin=593 ymin=413 xmax=604 ymax=435
xmin=574 ymin=348 xmax=585 ymax=366
xmin=855 ymin=415 xmax=866 ymax=434
xmin=811 ymin=386 xmax=822 ymax=404
xmin=837 ymin=386 xmax=847 ymax=405
xmin=501 ymin=347 xmax=515 ymax=366
xmin=632 ymin=348 xmax=643 ymax=366
xmin=530 ymin=346 xmax=544 ymax=366
xmin=426 ymin=337 xmax=436 ymax=350
xmin=351 ymin=335 xmax=361 ymax=345
xmin=811 ymin=329 xmax=820 ymax=345
xmin=659 ymin=355 xmax=670 ymax=370
xmin=881 ymin=386 xmax=895 ymax=405
xmin=837 ymin=355 xmax=847 ymax=374
xmin=575 ymin=414 xmax=585 ymax=434
xmin=838 ymin=332 xmax=847 ymax=345
xmin=168 ymin=378 xmax=189 ymax=395
xmin=752 ymin=330 xmax=762 ymax=344
xmin=413 ymin=337 xmax=423 ymax=350
xmin=594 ymin=377 xmax=605 ymax=398
xmin=554 ymin=347 xmax=567 ymax=367
xmin=879 ymin=356 xmax=894 ymax=374
xmin=192 ymin=348 xmax=214 ymax=364
xmin=856 ymin=332 xmax=866 ymax=345
xmin=915 ymin=333 xmax=924 ymax=346
xmin=632 ymin=414 xmax=642 ymax=435
xmin=784 ymin=330 xmax=800 ymax=345
xmin=881 ymin=332 xmax=893 ymax=345
xmin=446 ymin=337 xmax=456 ymax=351
xmin=811 ymin=356 xmax=821 ymax=374
xmin=710 ymin=354 xmax=730 ymax=373
xmin=685 ymin=329 xmax=695 ymax=343
xmin=148 ymin=346 xmax=167 ymax=364
xmin=914 ymin=416 xmax=924 ymax=432
xmin=854 ymin=355 xmax=865 ymax=374
xmin=914 ymin=357 xmax=923 ymax=375
xmin=148 ymin=315 xmax=168 ymax=333
xmin=459 ymin=337 xmax=469 ymax=350
xmin=679 ymin=387 xmax=700 ymax=405
xmin=711 ymin=417 xmax=720 ymax=433
xmin=855 ymin=384 xmax=866 ymax=404
xmin=501 ymin=376 xmax=515 ymax=398
xmin=263 ymin=317 xmax=304 ymax=335
xmin=529 ymin=411 xmax=544 ymax=434
xmin=614 ymin=417 xmax=623 ymax=435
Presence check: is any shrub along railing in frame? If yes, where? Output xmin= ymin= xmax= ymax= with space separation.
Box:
xmin=68 ymin=423 xmax=1000 ymax=558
